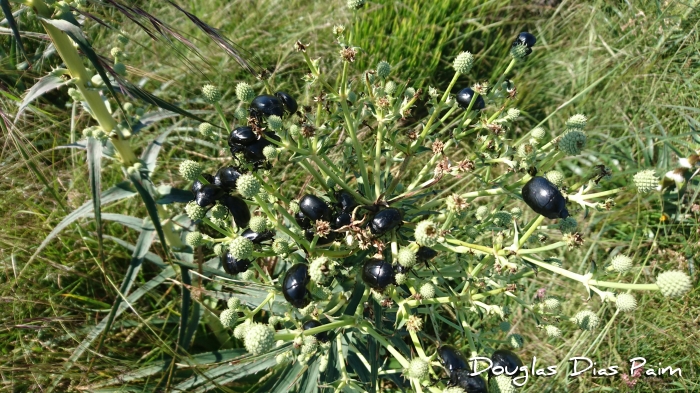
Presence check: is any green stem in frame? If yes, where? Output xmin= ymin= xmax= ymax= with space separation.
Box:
xmin=404 ymin=287 xmax=507 ymax=308
xmin=359 ymin=323 xmax=410 ymax=368
xmin=374 ymin=114 xmax=385 ymax=199
xmin=339 ymin=99 xmax=371 ymax=198
xmin=518 ymin=215 xmax=545 ymax=247
xmin=214 ymin=103 xmax=231 ymax=135
xmin=273 ymin=317 xmax=356 ymax=341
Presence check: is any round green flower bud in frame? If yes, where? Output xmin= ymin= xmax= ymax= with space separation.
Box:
xmin=608 ymin=254 xmax=632 ymax=273
xmin=499 ymin=321 xmax=511 ymax=332
xmin=276 ymin=352 xmax=291 ymax=365
xmin=219 ymin=308 xmax=237 ymax=328
xmin=408 ymin=357 xmax=429 ymax=379
xmin=397 ymin=248 xmax=417 ymax=268
xmin=508 ymin=334 xmax=524 ymax=349
xmin=113 ymin=62 xmax=127 ymax=76
xmin=404 ymin=87 xmax=416 ymax=98
xmin=517 ymin=143 xmax=536 ymax=159
xmin=202 ymin=84 xmax=221 ymax=104
xmin=185 ymin=201 xmax=207 ymax=221
xmin=235 ymin=82 xmax=255 ymax=103
xmin=298 ymin=302 xmax=316 ymax=317
xmin=558 ymin=130 xmax=586 ymax=155
xmin=310 ymin=256 xmax=337 ymax=285
xmin=475 ymin=206 xmax=489 ymax=221
xmin=505 ymin=108 xmax=521 ymax=121
xmin=490 ymin=374 xmax=517 ymax=393
xmin=319 ymin=353 xmax=329 ymax=372
xmin=234 ymin=107 xmax=248 ymax=120
xmin=543 ymin=297 xmax=561 ymax=313
xmin=288 ymin=124 xmax=300 ymax=138
xmin=419 ymin=282 xmax=436 ymax=299
xmin=572 ymin=310 xmax=599 ymax=330
xmin=233 ymin=320 xmax=251 ymax=340
xmin=267 ymin=115 xmax=283 ymax=131
xmin=656 ymin=270 xmax=692 ymax=298
xmin=110 ymin=47 xmax=123 ymax=59
xmin=492 ymin=211 xmax=513 ymax=227
xmin=262 ymin=145 xmax=278 ymax=161
xmin=415 ymin=220 xmax=439 ymax=247
xmin=544 ymin=325 xmax=562 ymax=338
xmin=384 ymin=81 xmax=397 ymax=95
xmin=185 ymin=231 xmax=204 ymax=247
xmin=122 ymin=102 xmax=134 ymax=113
xmin=227 ymin=296 xmax=241 ymax=310
xmin=376 ymin=60 xmax=391 ymax=79
xmin=510 ymin=207 xmax=522 ymax=219
xmin=249 ymin=216 xmax=269 ymax=234
xmin=510 ymin=43 xmax=530 ymax=60
xmin=68 ymin=87 xmax=82 ymax=101
xmin=90 ymin=74 xmax=105 ymax=86
xmin=394 ymin=273 xmax=407 ymax=285
xmin=198 ymin=122 xmax=216 ymax=138
xmin=268 ymin=316 xmax=281 ymax=326
xmin=228 ymin=236 xmax=254 ymax=261
xmin=244 ymin=323 xmax=274 ymax=356
xmin=566 ymin=114 xmax=587 ymax=130
xmin=211 ymin=216 xmax=229 ymax=229
xmin=347 ymin=0 xmax=365 ymax=9
xmin=615 ymin=293 xmax=637 ymax=312
xmin=531 ymin=126 xmax=546 ymax=140
xmin=272 ymin=239 xmax=291 ymax=255
xmin=633 ymin=169 xmax=658 ymax=194
xmin=213 ymin=243 xmax=227 ymax=257
xmin=236 ymin=173 xmax=261 ymax=199
xmin=240 ymin=270 xmax=256 ymax=281
xmin=301 ymin=336 xmax=318 ymax=355
xmin=559 ymin=217 xmax=577 ymax=234
xmin=443 ymin=388 xmax=466 ymax=393
xmin=453 ymin=51 xmax=474 ymax=75
xmin=210 ymin=204 xmax=228 ymax=220
xmin=179 ymin=160 xmax=202 ymax=181
xmin=544 ymin=170 xmax=565 ymax=188
xmin=465 ymin=226 xmax=479 ymax=239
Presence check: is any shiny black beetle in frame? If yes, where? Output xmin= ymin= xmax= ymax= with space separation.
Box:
xmin=275 ymin=91 xmax=298 ymax=114
xmin=249 ymin=94 xmax=285 ymax=118
xmin=513 ymin=32 xmax=537 ymax=56
xmin=456 ymin=87 xmax=486 ymax=110
xmin=302 ymin=319 xmax=329 ymax=343
xmin=299 ymin=194 xmax=332 ymax=222
xmin=241 ymin=228 xmax=275 ymax=244
xmin=195 ymin=184 xmax=225 ymax=207
xmin=335 ymin=190 xmax=358 ymax=213
xmin=220 ymin=194 xmax=251 ymax=228
xmin=369 ymin=208 xmax=402 ymax=236
xmin=222 ymin=252 xmax=251 ymax=275
xmin=438 ymin=345 xmax=487 ymax=392
xmin=361 ymin=259 xmax=395 ymax=290
xmin=521 ymin=176 xmax=569 ymax=219
xmin=228 ymin=126 xmax=258 ymax=147
xmin=214 ymin=166 xmax=242 ymax=191
xmin=282 ymin=264 xmax=310 ymax=308
xmin=191 ymin=173 xmax=214 ymax=194
xmin=490 ymin=349 xmax=524 ymax=377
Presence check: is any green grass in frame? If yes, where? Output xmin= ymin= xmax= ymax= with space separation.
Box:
xmin=1 ymin=0 xmax=699 ymax=391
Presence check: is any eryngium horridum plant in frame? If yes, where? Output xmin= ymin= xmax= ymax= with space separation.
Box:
xmin=174 ymin=20 xmax=691 ymax=393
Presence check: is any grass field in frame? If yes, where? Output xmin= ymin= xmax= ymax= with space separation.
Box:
xmin=1 ymin=0 xmax=698 ymax=392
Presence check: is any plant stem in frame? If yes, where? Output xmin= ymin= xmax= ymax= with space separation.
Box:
xmin=359 ymin=323 xmax=410 ymax=368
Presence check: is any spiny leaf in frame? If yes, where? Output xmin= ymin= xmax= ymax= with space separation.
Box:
xmin=101 ymin=213 xmax=154 ymax=232
xmin=86 ymin=137 xmax=104 ymax=264
xmin=128 ymin=172 xmax=169 ymax=257
xmin=141 ymin=128 xmax=173 ymax=174
xmin=177 ymin=265 xmax=192 ymax=351
xmin=105 ymin=235 xmax=165 ymax=268
xmin=15 ymin=72 xmax=70 ymax=120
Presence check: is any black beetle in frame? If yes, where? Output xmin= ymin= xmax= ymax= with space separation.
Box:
xmin=369 ymin=208 xmax=402 ymax=236
xmin=250 ymin=95 xmax=285 ymax=118
xmin=416 ymin=246 xmax=438 ymax=263
xmin=295 ymin=211 xmax=312 ymax=230
xmin=302 ymin=319 xmax=329 ymax=343
xmin=438 ymin=345 xmax=470 ymax=378
xmin=304 ymin=229 xmax=336 ymax=245
xmin=241 ymin=228 xmax=275 ymax=244
xmin=521 ymin=176 xmax=569 ymax=219
xmin=361 ymin=259 xmax=395 ymax=290
xmin=335 ymin=190 xmax=358 ymax=213
xmin=222 ymin=252 xmax=251 ymax=275
xmin=490 ymin=349 xmax=524 ymax=377
xmin=243 ymin=132 xmax=280 ymax=163
xmin=275 ymin=91 xmax=298 ymax=114
xmin=228 ymin=126 xmax=258 ymax=147
xmin=191 ymin=173 xmax=214 ymax=194
xmin=300 ymin=194 xmax=332 ymax=222
xmin=195 ymin=184 xmax=225 ymax=207
xmin=282 ymin=264 xmax=310 ymax=308
xmin=220 ymin=194 xmax=251 ymax=228
xmin=332 ymin=212 xmax=351 ymax=229
xmin=513 ymin=32 xmax=536 ymax=56
xmin=452 ymin=369 xmax=488 ymax=393
xmin=456 ymin=87 xmax=486 ymax=110
xmin=214 ymin=166 xmax=242 ymax=191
